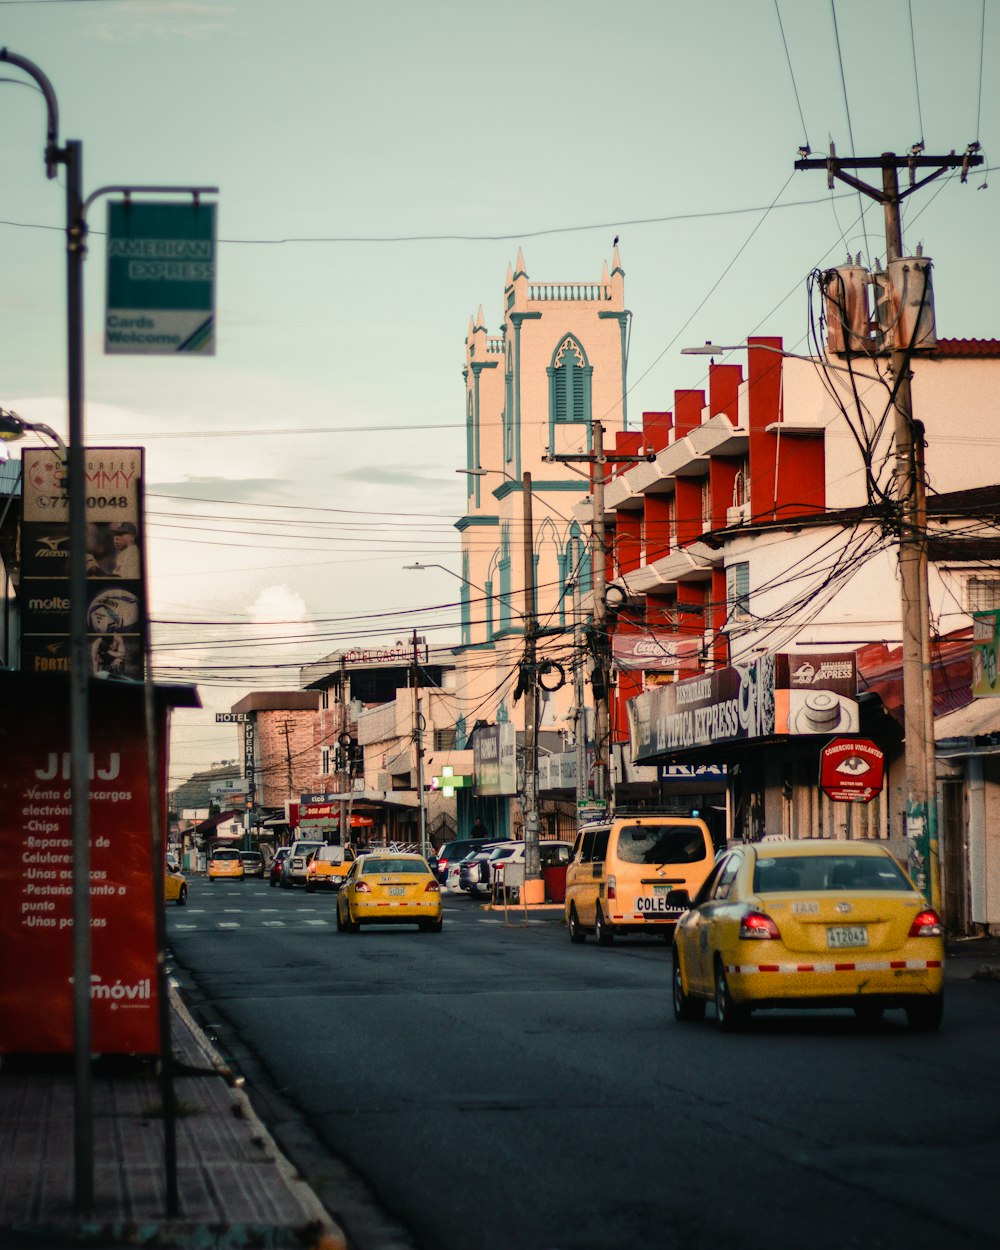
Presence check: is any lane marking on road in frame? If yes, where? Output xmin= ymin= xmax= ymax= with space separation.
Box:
xmin=218 ymin=922 xmax=241 ymax=929
xmin=173 ymin=924 xmax=198 ymax=930
xmin=262 ymin=921 xmax=286 ymax=927
xmin=303 ymin=919 xmax=329 ymax=926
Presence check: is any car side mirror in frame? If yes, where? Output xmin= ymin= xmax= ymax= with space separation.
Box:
xmin=666 ymin=889 xmax=691 ymax=909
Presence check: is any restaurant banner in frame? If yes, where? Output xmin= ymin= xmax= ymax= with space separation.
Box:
xmin=629 ymin=652 xmax=859 ymax=763
xmin=19 ymin=447 xmax=147 ymax=681
xmin=0 ymin=674 xmax=160 ymax=1054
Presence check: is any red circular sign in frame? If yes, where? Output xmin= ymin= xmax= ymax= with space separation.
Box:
xmin=819 ymin=737 xmax=885 ymax=803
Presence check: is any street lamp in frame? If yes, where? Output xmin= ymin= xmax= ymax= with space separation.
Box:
xmin=0 ymin=407 xmax=68 ymax=457
xmin=680 ymin=341 xmax=882 ymax=380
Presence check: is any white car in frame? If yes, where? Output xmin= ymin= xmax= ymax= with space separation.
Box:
xmin=467 ymin=840 xmax=573 ymax=899
xmin=280 ymin=839 xmax=324 ymax=888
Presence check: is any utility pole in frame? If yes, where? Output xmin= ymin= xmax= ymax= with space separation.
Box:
xmin=795 ymin=145 xmax=983 ymax=911
xmin=411 ymin=629 xmax=427 ymax=859
xmin=571 ymin=564 xmax=588 ymax=811
xmin=521 ymin=471 xmax=543 ymax=897
xmin=338 ymin=655 xmax=349 ymax=844
xmin=547 ymin=421 xmax=641 ymax=810
xmin=590 ymin=420 xmax=610 ymax=805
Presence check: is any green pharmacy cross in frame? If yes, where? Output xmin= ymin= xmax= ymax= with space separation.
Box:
xmin=432 ymin=766 xmax=471 ymax=798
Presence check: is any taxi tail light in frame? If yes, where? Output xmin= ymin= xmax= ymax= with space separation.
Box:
xmin=355 ymin=881 xmax=372 ymax=893
xmin=739 ymin=911 xmax=781 ymax=940
xmin=909 ymin=908 xmax=943 ymax=938
xmin=607 ymin=875 xmax=617 ymax=900
xmin=424 ymin=879 xmax=441 ymax=894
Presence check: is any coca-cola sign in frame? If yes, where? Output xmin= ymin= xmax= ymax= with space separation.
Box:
xmin=612 ymin=633 xmax=700 ymax=671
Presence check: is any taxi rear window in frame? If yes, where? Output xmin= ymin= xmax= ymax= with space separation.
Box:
xmin=362 ymin=858 xmax=430 ymax=875
xmin=753 ymin=854 xmax=910 ymax=893
xmin=616 ymin=824 xmax=709 ymax=865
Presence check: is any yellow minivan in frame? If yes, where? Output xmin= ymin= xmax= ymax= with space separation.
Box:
xmin=565 ymin=814 xmax=715 ymax=944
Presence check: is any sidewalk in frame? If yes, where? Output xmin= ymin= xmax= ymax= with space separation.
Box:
xmin=0 ymin=989 xmax=346 ymax=1250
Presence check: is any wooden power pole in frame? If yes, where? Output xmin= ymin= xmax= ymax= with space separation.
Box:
xmin=795 ymin=145 xmax=983 ymax=911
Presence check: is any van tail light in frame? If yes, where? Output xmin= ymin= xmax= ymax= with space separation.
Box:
xmin=739 ymin=911 xmax=781 ymax=940
xmin=355 ymin=881 xmax=372 ymax=894
xmin=908 ymin=908 xmax=943 ymax=938
xmin=424 ymin=879 xmax=441 ymax=894
xmin=607 ymin=875 xmax=617 ymax=900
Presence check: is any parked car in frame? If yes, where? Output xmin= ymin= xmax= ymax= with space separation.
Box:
xmin=269 ymin=846 xmax=290 ymax=887
xmin=166 ymin=850 xmax=182 ymax=874
xmin=281 ymin=839 xmax=324 ymax=888
xmin=305 ymin=844 xmax=356 ymax=892
xmin=671 ymin=838 xmax=945 ymax=1032
xmin=435 ymin=837 xmax=496 ymax=887
xmin=458 ymin=842 xmax=504 ymax=896
xmin=336 ymin=853 xmax=443 ymax=933
xmin=207 ymin=847 xmax=245 ymax=882
xmin=565 ymin=814 xmax=714 ymax=944
xmin=239 ymin=850 xmax=265 ymax=879
xmin=164 ymin=862 xmax=188 ymax=906
xmin=466 ymin=840 xmax=574 ymax=900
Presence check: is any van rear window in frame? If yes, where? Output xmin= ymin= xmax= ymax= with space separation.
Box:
xmin=616 ymin=824 xmax=708 ymax=865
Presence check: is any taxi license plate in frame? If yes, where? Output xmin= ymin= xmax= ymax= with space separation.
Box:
xmin=389 ymin=886 xmax=405 ymax=896
xmin=827 ymin=924 xmax=868 ymax=948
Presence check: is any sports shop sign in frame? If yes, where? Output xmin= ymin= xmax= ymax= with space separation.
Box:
xmin=629 ymin=652 xmax=859 ymax=763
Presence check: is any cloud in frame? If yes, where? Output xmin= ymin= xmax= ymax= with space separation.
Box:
xmin=151 ymin=477 xmax=290 ymax=501
xmin=337 ymin=465 xmax=445 ymax=487
xmin=90 ymin=1 xmax=234 ymax=43
xmin=247 ymin=584 xmax=309 ymax=625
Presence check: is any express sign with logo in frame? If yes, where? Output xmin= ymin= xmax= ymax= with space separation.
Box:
xmin=819 ymin=737 xmax=886 ymax=803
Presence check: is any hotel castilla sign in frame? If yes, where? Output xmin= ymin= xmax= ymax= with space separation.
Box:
xmin=628 ymin=652 xmax=859 ymax=764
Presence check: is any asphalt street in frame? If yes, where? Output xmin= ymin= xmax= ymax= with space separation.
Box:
xmin=167 ymin=880 xmax=1000 ymax=1250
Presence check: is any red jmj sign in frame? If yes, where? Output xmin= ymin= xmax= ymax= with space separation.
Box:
xmin=0 ymin=674 xmax=161 ymax=1054
xmin=819 ymin=737 xmax=885 ymax=803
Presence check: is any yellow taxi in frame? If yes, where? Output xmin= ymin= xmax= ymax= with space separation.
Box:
xmin=165 ymin=862 xmax=188 ymax=906
xmin=336 ymin=853 xmax=443 ymax=933
xmin=207 ymin=847 xmax=246 ymax=881
xmin=671 ymin=838 xmax=944 ymax=1032
xmin=304 ymin=843 xmax=356 ymax=892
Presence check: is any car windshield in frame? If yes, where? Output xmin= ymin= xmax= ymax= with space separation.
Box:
xmin=616 ymin=824 xmax=708 ymax=865
xmin=753 ymin=853 xmax=911 ymax=894
xmin=316 ymin=846 xmax=345 ymax=864
xmin=362 ymin=857 xmax=430 ymax=875
xmin=212 ymin=850 xmax=241 ymax=861
xmin=240 ymin=852 xmax=261 ymax=862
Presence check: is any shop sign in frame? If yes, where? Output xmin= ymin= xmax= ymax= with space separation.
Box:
xmin=972 ymin=610 xmax=1000 ymax=697
xmin=19 ymin=447 xmax=147 ymax=681
xmin=629 ymin=652 xmax=859 ymax=763
xmin=473 ymin=723 xmax=517 ymax=796
xmin=819 ymin=737 xmax=885 ymax=803
xmin=0 ymin=676 xmax=160 ymax=1054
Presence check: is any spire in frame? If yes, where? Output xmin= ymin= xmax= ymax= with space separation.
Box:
xmin=468 ymin=314 xmax=475 ymax=340
xmin=506 ymin=261 xmax=514 ymax=287
xmin=602 ymin=260 xmax=610 ymax=285
xmin=475 ymin=304 xmax=485 ymax=330
xmin=514 ymin=247 xmax=527 ymax=279
xmin=611 ymin=243 xmax=623 ymax=276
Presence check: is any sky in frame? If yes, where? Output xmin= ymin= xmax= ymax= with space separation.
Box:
xmin=1 ymin=0 xmax=996 ymax=788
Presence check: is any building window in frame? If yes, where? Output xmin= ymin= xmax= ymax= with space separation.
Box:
xmin=321 ymin=747 xmax=331 ymax=774
xmin=701 ymin=478 xmax=712 ymax=531
xmin=964 ymin=575 xmax=1000 ymax=613
xmin=726 ymin=561 xmax=750 ymax=621
xmin=434 ymin=728 xmax=457 ymax=750
xmin=547 ymin=336 xmax=593 ymax=448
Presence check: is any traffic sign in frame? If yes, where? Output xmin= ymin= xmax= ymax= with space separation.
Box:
xmin=819 ymin=737 xmax=885 ymax=803
xmin=105 ymin=200 xmax=216 ymax=355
